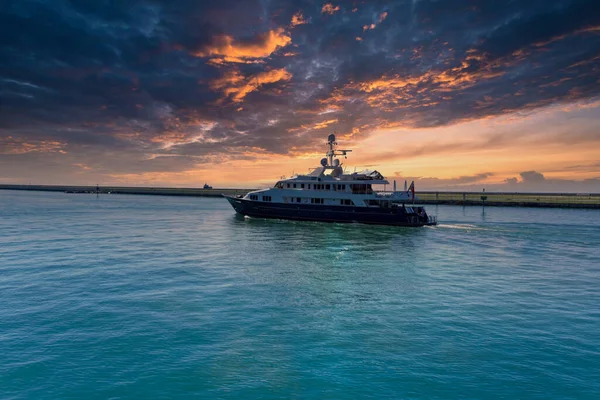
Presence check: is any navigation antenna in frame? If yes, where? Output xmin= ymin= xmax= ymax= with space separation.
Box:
xmin=326 ymin=134 xmax=352 ymax=166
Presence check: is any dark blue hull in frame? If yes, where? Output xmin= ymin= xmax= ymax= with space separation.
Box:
xmin=224 ymin=196 xmax=435 ymax=227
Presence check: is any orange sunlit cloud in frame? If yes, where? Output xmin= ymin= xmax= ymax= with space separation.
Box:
xmin=313 ymin=119 xmax=339 ymax=129
xmin=321 ymin=3 xmax=340 ymax=15
xmin=291 ymin=11 xmax=307 ymax=27
xmin=192 ymin=28 xmax=292 ymax=64
xmin=150 ymin=120 xmax=218 ymax=149
xmin=363 ymin=12 xmax=388 ymax=31
xmin=0 ymin=137 xmax=67 ymax=154
xmin=322 ymin=51 xmax=507 ymax=112
xmin=209 ymin=68 xmax=292 ymax=103
xmin=73 ymin=163 xmax=92 ymax=171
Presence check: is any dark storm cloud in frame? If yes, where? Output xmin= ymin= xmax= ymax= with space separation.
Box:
xmin=476 ymin=0 xmax=600 ymax=58
xmin=1 ymin=0 xmax=600 ymax=180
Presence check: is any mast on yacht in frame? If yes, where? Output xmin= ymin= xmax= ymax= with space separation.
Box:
xmin=326 ymin=134 xmax=352 ymax=166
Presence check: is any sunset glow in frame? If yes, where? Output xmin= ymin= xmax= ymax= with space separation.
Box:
xmin=1 ymin=1 xmax=599 ymax=191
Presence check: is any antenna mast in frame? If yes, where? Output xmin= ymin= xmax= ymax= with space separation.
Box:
xmin=326 ymin=134 xmax=352 ymax=166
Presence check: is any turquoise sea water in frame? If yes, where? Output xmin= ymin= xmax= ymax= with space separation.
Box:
xmin=1 ymin=190 xmax=599 ymax=399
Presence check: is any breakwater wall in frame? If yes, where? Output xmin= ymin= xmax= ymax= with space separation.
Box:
xmin=1 ymin=185 xmax=599 ymax=209
xmin=0 ymin=184 xmax=248 ymax=198
xmin=416 ymin=192 xmax=600 ymax=209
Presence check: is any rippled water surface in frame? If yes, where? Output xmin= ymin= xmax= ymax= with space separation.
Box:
xmin=1 ymin=190 xmax=599 ymax=399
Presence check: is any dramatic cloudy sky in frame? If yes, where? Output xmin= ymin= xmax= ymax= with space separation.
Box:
xmin=1 ymin=0 xmax=600 ymax=191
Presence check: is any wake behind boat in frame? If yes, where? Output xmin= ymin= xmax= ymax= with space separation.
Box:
xmin=224 ymin=135 xmax=437 ymax=227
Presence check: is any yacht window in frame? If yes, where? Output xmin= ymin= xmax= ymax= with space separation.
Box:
xmin=307 ymin=184 xmax=311 ymax=189
xmin=293 ymin=184 xmax=297 ymax=188
xmin=286 ymin=184 xmax=290 ymax=188
xmin=250 ymin=195 xmax=258 ymax=200
xmin=262 ymin=196 xmax=272 ymax=202
xmin=326 ymin=184 xmax=330 ymax=190
xmin=301 ymin=183 xmax=305 ymax=189
xmin=296 ymin=197 xmax=301 ymax=203
xmin=351 ymin=184 xmax=371 ymax=194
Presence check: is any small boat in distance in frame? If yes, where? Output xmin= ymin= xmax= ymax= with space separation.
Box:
xmin=224 ymin=135 xmax=437 ymax=227
xmin=203 ymin=183 xmax=213 ymax=189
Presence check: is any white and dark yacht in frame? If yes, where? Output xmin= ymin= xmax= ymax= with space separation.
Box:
xmin=224 ymin=135 xmax=437 ymax=227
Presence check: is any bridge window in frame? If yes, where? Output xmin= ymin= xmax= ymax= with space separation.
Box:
xmin=250 ymin=195 xmax=258 ymax=200
xmin=351 ymin=184 xmax=373 ymax=194
xmin=262 ymin=196 xmax=272 ymax=202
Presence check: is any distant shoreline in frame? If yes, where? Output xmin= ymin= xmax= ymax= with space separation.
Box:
xmin=1 ymin=184 xmax=599 ymax=209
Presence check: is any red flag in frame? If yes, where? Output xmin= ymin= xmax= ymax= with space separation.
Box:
xmin=408 ymin=181 xmax=415 ymax=198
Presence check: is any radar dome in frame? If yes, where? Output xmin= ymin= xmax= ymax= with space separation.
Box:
xmin=327 ymin=134 xmax=336 ymax=143
xmin=320 ymin=158 xmax=328 ymax=167
xmin=333 ymin=159 xmax=340 ymax=167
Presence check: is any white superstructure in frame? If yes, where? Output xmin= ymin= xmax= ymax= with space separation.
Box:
xmin=242 ymin=134 xmax=416 ymax=208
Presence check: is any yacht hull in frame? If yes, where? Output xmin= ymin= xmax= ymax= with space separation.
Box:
xmin=224 ymin=196 xmax=435 ymax=227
